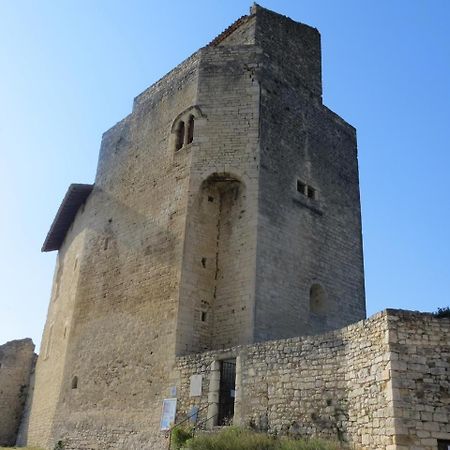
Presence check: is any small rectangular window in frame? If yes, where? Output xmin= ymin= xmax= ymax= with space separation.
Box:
xmin=307 ymin=186 xmax=316 ymax=200
xmin=297 ymin=179 xmax=318 ymax=201
xmin=201 ymin=311 xmax=207 ymax=322
xmin=297 ymin=180 xmax=306 ymax=195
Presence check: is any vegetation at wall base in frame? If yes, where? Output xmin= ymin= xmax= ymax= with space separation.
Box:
xmin=175 ymin=427 xmax=345 ymax=450
xmin=172 ymin=426 xmax=194 ymax=449
xmin=0 ymin=447 xmax=45 ymax=450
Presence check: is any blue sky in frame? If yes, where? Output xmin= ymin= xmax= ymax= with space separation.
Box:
xmin=1 ymin=1 xmax=449 ymax=351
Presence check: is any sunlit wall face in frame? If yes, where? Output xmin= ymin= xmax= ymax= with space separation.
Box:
xmin=1 ymin=0 xmax=449 ymax=353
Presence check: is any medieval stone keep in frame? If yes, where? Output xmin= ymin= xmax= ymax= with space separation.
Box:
xmin=1 ymin=4 xmax=449 ymax=450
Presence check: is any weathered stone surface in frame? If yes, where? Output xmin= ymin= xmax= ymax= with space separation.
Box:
xmin=0 ymin=338 xmax=35 ymax=446
xmin=176 ymin=310 xmax=450 ymax=450
xmin=11 ymin=4 xmax=449 ymax=450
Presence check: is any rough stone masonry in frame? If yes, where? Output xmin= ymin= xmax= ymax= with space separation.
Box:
xmin=1 ymin=4 xmax=449 ymax=450
xmin=176 ymin=310 xmax=450 ymax=450
xmin=0 ymin=339 xmax=35 ymax=447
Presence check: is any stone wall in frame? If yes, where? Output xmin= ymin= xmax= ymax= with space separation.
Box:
xmin=0 ymin=338 xmax=35 ymax=446
xmin=176 ymin=310 xmax=450 ymax=450
xmin=21 ymin=6 xmax=366 ymax=447
xmin=24 ymin=226 xmax=88 ymax=446
xmin=24 ymin=48 xmax=202 ymax=450
xmin=387 ymin=311 xmax=450 ymax=449
xmin=254 ymin=6 xmax=366 ymax=342
xmin=176 ymin=42 xmax=260 ymax=354
xmin=20 ymin=6 xmax=445 ymax=450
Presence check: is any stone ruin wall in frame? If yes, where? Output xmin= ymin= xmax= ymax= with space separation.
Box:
xmin=387 ymin=311 xmax=450 ymax=448
xmin=5 ymin=311 xmax=448 ymax=450
xmin=0 ymin=338 xmax=35 ymax=446
xmin=176 ymin=310 xmax=450 ymax=450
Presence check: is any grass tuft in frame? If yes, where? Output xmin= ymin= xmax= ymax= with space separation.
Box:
xmin=185 ymin=427 xmax=344 ymax=450
xmin=0 ymin=447 xmax=45 ymax=450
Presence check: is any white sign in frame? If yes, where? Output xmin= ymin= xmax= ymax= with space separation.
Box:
xmin=160 ymin=398 xmax=177 ymax=431
xmin=189 ymin=374 xmax=203 ymax=397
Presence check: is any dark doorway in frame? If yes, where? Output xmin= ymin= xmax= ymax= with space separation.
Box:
xmin=438 ymin=440 xmax=450 ymax=450
xmin=218 ymin=359 xmax=236 ymax=425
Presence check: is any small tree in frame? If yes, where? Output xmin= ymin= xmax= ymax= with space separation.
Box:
xmin=434 ymin=307 xmax=450 ymax=318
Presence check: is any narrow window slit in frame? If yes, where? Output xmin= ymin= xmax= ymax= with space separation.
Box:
xmin=175 ymin=121 xmax=185 ymax=151
xmin=187 ymin=115 xmax=194 ymax=144
xmin=309 ymin=283 xmax=327 ymax=314
xmin=297 ymin=180 xmax=307 ymax=195
xmin=307 ymin=186 xmax=316 ymax=199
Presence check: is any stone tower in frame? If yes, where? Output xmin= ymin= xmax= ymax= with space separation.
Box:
xmin=23 ymin=5 xmax=366 ymax=449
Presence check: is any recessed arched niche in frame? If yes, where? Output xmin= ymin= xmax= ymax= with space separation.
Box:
xmin=309 ymin=283 xmax=327 ymax=315
xmin=190 ymin=172 xmax=246 ymax=351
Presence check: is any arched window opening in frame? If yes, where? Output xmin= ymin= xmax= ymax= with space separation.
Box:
xmin=71 ymin=376 xmax=78 ymax=389
xmin=171 ymin=106 xmax=204 ymax=153
xmin=187 ymin=115 xmax=195 ymax=144
xmin=309 ymin=283 xmax=327 ymax=315
xmin=175 ymin=121 xmax=185 ymax=151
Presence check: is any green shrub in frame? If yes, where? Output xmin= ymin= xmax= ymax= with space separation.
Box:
xmin=434 ymin=306 xmax=450 ymax=318
xmin=0 ymin=448 xmax=45 ymax=450
xmin=185 ymin=427 xmax=343 ymax=450
xmin=172 ymin=426 xmax=194 ymax=449
xmin=186 ymin=427 xmax=277 ymax=449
